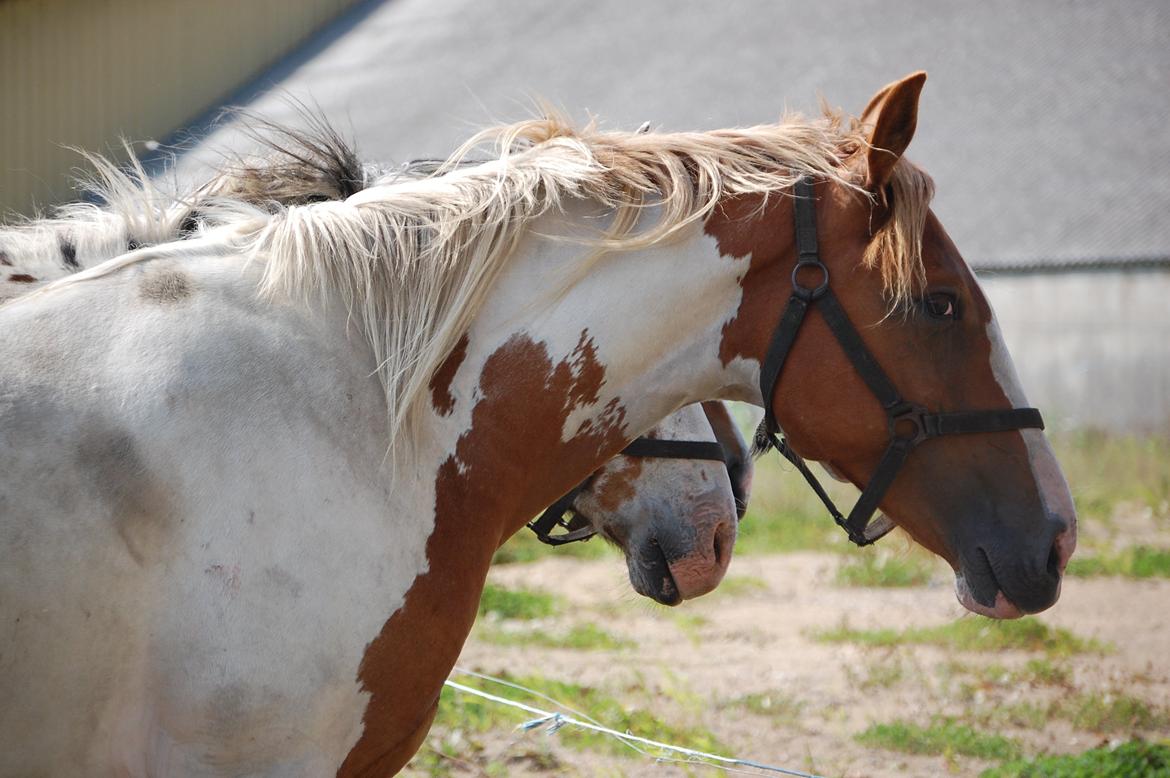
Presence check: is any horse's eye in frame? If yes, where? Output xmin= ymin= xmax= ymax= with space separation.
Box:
xmin=922 ymin=292 xmax=958 ymax=320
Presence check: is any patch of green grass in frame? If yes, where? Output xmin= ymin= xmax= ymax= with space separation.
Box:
xmin=971 ymin=692 xmax=1168 ymax=736
xmin=814 ymin=616 xmax=1105 ymax=657
xmin=711 ymin=575 xmax=770 ymax=597
xmin=434 ymin=672 xmax=725 ymax=758
xmin=975 ymin=701 xmax=1052 ymax=731
xmin=478 ymin=583 xmax=561 ymax=621
xmin=982 ymin=739 xmax=1170 ymax=777
xmin=1067 ymin=545 xmax=1170 ymax=580
xmin=856 ymin=718 xmax=1021 ymax=761
xmin=731 ymin=692 xmax=806 ymax=725
xmin=814 ymin=613 xmax=1104 ymax=655
xmin=1051 ymin=431 xmax=1170 ymax=524
xmin=476 ymin=622 xmax=634 ymax=651
xmin=1061 ymin=692 xmax=1168 ymax=733
xmin=834 ymin=552 xmax=935 ymax=587
xmin=1019 ymin=658 xmax=1073 ymax=687
xmin=939 ymin=659 xmax=1072 ymax=700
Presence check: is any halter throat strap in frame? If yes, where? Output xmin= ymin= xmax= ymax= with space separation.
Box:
xmin=757 ymin=177 xmax=1045 ymax=546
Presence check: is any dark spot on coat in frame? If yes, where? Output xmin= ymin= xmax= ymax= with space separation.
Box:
xmin=0 ymin=251 xmax=11 ymax=266
xmin=139 ymin=268 xmax=193 ymax=304
xmin=127 ymin=238 xmax=142 ymax=251
xmin=8 ymin=274 xmax=36 ymax=283
xmin=76 ymin=429 xmax=174 ymax=566
xmin=428 ymin=334 xmax=469 ymax=416
xmin=59 ymin=236 xmax=79 ymax=269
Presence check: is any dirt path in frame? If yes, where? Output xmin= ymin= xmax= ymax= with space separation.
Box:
xmin=407 ymin=551 xmax=1170 ymax=777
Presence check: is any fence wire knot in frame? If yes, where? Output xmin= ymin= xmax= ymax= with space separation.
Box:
xmin=520 ymin=712 xmax=567 ymax=735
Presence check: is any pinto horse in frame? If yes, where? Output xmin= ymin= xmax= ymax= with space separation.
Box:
xmin=0 ymin=136 xmax=750 ymax=605
xmin=0 ymin=72 xmax=1075 ymax=776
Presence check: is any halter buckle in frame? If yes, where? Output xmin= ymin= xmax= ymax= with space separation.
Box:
xmin=887 ymin=402 xmax=930 ymax=447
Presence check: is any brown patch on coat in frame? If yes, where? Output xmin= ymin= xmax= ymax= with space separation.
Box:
xmin=428 ymin=334 xmax=469 ymax=416
xmin=139 ymin=268 xmax=193 ymax=304
xmin=8 ymin=274 xmax=37 ymax=284
xmin=339 ymin=331 xmax=628 ymax=776
xmin=587 ymin=455 xmax=644 ymax=512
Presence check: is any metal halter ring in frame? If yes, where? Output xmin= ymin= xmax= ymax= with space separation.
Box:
xmin=791 ymin=259 xmax=830 ymax=300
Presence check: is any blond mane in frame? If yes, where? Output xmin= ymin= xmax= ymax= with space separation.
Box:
xmin=28 ymin=110 xmax=933 ymax=460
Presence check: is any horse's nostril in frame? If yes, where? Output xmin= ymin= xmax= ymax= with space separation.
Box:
xmin=1046 ymin=540 xmax=1061 ymax=580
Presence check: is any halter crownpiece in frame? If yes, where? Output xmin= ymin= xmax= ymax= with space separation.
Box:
xmin=756 ymin=177 xmax=1045 ymax=546
xmin=527 ymin=438 xmax=727 ymax=546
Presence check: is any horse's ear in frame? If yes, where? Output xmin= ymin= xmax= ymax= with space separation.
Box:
xmin=862 ymin=71 xmax=927 ymax=191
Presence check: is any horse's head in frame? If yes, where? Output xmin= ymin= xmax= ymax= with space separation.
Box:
xmin=714 ymin=72 xmax=1076 ymax=618
xmin=570 ymin=402 xmax=746 ymax=605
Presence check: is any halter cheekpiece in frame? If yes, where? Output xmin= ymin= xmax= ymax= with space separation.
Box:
xmin=754 ymin=177 xmax=1045 ymax=545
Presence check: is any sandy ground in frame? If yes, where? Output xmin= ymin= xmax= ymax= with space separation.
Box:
xmin=404 ymin=550 xmax=1170 ymax=778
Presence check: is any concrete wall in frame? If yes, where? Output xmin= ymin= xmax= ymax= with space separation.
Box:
xmin=982 ymin=270 xmax=1170 ymax=434
xmin=0 ymin=0 xmax=362 ymax=216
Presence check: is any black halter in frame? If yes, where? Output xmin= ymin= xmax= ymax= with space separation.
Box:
xmin=754 ymin=177 xmax=1045 ymax=546
xmin=527 ymin=437 xmax=726 ymax=546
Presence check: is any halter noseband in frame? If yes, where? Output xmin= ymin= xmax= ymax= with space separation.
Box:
xmin=755 ymin=177 xmax=1044 ymax=546
xmin=527 ymin=438 xmax=726 ymax=546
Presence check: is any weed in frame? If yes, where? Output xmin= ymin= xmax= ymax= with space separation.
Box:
xmin=982 ymin=739 xmax=1170 ymax=777
xmin=478 ymin=583 xmax=561 ymax=620
xmin=856 ymin=717 xmax=1021 ymax=761
xmin=815 ymin=616 xmax=1105 ymax=657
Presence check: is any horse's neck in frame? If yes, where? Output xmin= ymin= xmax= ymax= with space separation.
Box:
xmin=424 ymin=201 xmax=752 ymax=541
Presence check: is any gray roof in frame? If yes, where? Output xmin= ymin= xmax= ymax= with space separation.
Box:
xmin=172 ymin=0 xmax=1170 ymax=271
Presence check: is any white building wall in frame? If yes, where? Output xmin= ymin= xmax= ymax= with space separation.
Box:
xmin=983 ymin=271 xmax=1170 ymax=433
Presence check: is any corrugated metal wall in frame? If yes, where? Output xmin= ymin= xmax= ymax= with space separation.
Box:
xmin=0 ymin=0 xmax=363 ymax=216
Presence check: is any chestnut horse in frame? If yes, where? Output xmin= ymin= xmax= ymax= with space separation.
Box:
xmin=0 ymin=72 xmax=1074 ymax=775
xmin=0 ymin=137 xmax=751 ymax=605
